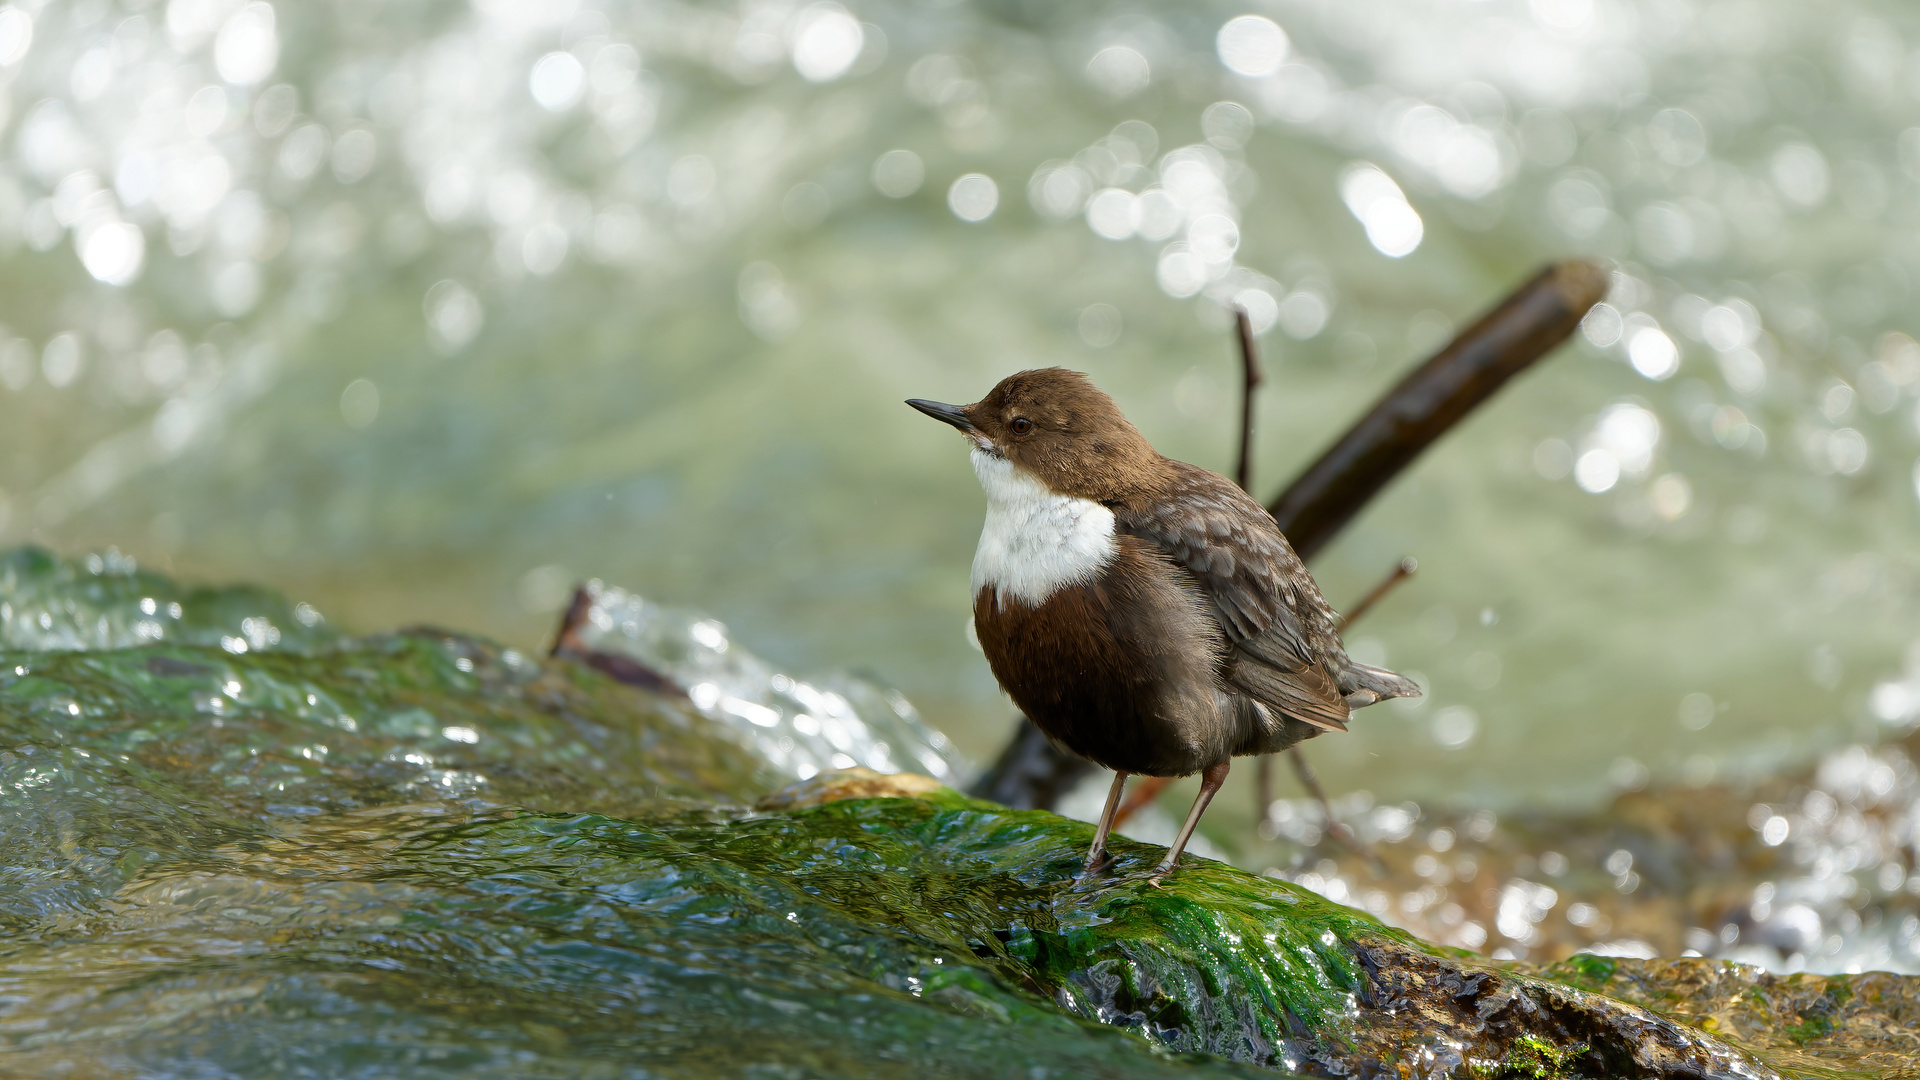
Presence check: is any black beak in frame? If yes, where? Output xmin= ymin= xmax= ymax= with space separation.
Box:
xmin=906 ymin=399 xmax=975 ymax=433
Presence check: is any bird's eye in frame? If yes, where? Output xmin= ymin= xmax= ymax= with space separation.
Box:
xmin=1010 ymin=417 xmax=1034 ymax=435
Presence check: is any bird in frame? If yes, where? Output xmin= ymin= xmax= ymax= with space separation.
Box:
xmin=908 ymin=368 xmax=1419 ymax=881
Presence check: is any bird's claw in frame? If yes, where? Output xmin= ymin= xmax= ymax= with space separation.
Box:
xmin=1079 ymin=849 xmax=1115 ymax=880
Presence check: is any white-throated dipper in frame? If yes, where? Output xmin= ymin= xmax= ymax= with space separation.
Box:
xmin=909 ymin=368 xmax=1420 ymax=880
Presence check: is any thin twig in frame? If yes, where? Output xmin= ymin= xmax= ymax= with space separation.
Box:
xmin=1091 ymin=305 xmax=1269 ymax=830
xmin=1231 ymin=305 xmax=1289 ymax=828
xmin=1254 ymin=754 xmax=1272 ymax=831
xmin=1286 ymin=746 xmax=1386 ymax=873
xmin=1229 ymin=305 xmax=1365 ymax=851
xmin=1263 ymin=554 xmax=1419 ymax=859
xmin=1336 ymin=556 xmax=1418 ymax=632
xmin=1234 ymin=306 xmax=1263 ymax=492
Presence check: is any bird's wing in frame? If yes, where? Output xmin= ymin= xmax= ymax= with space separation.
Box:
xmin=1114 ymin=461 xmax=1350 ymax=731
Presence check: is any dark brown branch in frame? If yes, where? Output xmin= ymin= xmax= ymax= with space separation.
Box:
xmin=969 ymin=259 xmax=1610 ymax=812
xmin=1269 ymin=260 xmax=1610 ymax=558
xmin=969 ymin=717 xmax=1091 ymax=810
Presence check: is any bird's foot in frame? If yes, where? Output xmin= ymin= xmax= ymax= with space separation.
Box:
xmin=1145 ymin=859 xmax=1176 ymax=887
xmin=1078 ymin=849 xmax=1115 ymax=880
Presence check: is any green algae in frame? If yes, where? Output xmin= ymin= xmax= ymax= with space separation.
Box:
xmin=1 ymin=802 xmax=1285 ymax=1080
xmin=399 ymin=793 xmax=1392 ymax=1061
xmin=1554 ymin=954 xmax=1618 ymax=992
xmin=1469 ymin=1035 xmax=1590 ymax=1080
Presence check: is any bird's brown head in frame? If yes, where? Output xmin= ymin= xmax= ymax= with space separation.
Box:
xmin=906 ymin=368 xmax=1162 ymax=501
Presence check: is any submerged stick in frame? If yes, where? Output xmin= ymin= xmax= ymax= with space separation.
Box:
xmin=549 ymin=584 xmax=688 ymax=699
xmin=969 ymin=260 xmax=1610 ymax=811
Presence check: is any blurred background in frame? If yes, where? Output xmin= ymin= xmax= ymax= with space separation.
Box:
xmin=0 ymin=0 xmax=1917 ymax=826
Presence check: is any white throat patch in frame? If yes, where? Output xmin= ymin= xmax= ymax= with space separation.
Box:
xmin=969 ymin=448 xmax=1116 ymax=606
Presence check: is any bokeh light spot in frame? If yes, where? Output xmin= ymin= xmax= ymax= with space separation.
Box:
xmin=1077 ymin=303 xmax=1121 ymax=347
xmin=791 ymin=3 xmax=863 ymax=83
xmin=1202 ymin=101 xmax=1254 ymax=150
xmin=1277 ymin=288 xmax=1329 ymax=339
xmin=79 ymin=220 xmax=144 ymax=285
xmin=529 ymin=52 xmax=585 ymax=112
xmin=1628 ymin=326 xmax=1679 ymax=380
xmin=1217 ymin=15 xmax=1288 ymax=77
xmin=1575 ymin=450 xmax=1620 ymax=493
xmin=1234 ymin=287 xmax=1277 ymax=335
xmin=425 ymin=280 xmax=484 ymax=352
xmin=1581 ymin=302 xmax=1622 ymax=347
xmin=0 ymin=6 xmax=33 ymax=66
xmin=871 ymin=150 xmax=924 ymax=198
xmin=1085 ymin=188 xmax=1134 ymax=240
xmin=1432 ymin=706 xmax=1478 ymax=748
xmin=40 ymin=333 xmax=81 ymax=388
xmin=1155 ymin=246 xmax=1207 ymax=298
xmin=340 ymin=379 xmax=379 ymax=429
xmin=1086 ymin=46 xmax=1150 ymax=99
xmin=1771 ymin=143 xmax=1830 ymax=208
xmin=330 ymin=129 xmax=377 ymax=184
xmin=947 ymin=173 xmax=998 ymax=222
xmin=1651 ymin=473 xmax=1692 ymax=520
xmin=214 ymin=3 xmax=278 ymax=86
xmin=1678 ymin=692 xmax=1715 ymax=731
xmin=1339 ymin=163 xmax=1422 ymax=257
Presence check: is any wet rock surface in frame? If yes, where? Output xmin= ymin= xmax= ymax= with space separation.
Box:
xmin=1 ymin=549 xmax=1916 ymax=1078
xmin=1531 ymin=955 xmax=1920 ymax=1079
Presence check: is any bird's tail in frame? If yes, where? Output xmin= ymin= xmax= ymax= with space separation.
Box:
xmin=1337 ymin=662 xmax=1422 ymax=709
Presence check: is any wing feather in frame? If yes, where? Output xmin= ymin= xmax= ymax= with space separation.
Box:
xmin=1114 ymin=461 xmax=1353 ymax=731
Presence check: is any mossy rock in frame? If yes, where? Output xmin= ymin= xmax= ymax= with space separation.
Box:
xmin=1 ymin=549 xmax=1915 ymax=1078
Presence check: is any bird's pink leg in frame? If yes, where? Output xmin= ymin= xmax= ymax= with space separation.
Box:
xmin=1081 ymin=770 xmax=1129 ymax=876
xmin=1151 ymin=760 xmax=1231 ymax=883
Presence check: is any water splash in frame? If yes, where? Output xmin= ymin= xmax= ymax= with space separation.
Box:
xmin=0 ymin=545 xmax=333 ymax=652
xmin=1258 ymin=736 xmax=1920 ymax=977
xmin=566 ymin=580 xmax=966 ymax=785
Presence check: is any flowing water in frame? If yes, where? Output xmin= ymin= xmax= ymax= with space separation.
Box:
xmin=0 ymin=0 xmax=1918 ymax=877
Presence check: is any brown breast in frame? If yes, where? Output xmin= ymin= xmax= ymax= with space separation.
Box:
xmin=971 ymin=536 xmax=1235 ymax=777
